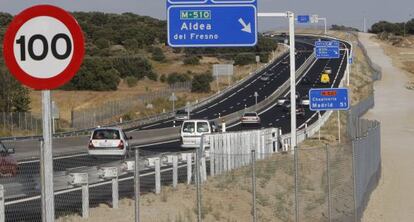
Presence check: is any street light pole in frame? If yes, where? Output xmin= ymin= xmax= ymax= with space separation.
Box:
xmin=258 ymin=11 xmax=297 ymax=150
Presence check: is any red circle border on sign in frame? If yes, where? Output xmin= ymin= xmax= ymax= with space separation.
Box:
xmin=3 ymin=5 xmax=85 ymax=90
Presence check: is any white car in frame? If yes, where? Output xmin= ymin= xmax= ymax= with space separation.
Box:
xmin=88 ymin=127 xmax=131 ymax=157
xmin=241 ymin=112 xmax=261 ymax=125
xmin=324 ymin=67 xmax=332 ymax=74
xmin=260 ymin=75 xmax=270 ymax=81
xmin=277 ymin=97 xmax=288 ymax=106
xmin=300 ymin=96 xmax=310 ymax=106
xmin=175 ymin=109 xmax=189 ymax=122
xmin=180 ymin=120 xmax=211 ymax=148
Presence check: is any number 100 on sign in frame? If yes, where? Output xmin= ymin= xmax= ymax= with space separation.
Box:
xmin=3 ymin=5 xmax=85 ymax=90
xmin=13 ymin=17 xmax=74 ymax=79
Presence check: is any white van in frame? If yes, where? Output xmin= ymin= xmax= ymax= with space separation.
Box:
xmin=88 ymin=127 xmax=131 ymax=157
xmin=180 ymin=120 xmax=211 ymax=148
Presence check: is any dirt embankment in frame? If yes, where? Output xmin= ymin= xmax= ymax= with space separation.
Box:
xmin=370 ymin=36 xmax=414 ymax=90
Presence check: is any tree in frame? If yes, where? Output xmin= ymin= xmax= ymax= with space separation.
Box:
xmin=95 ymin=38 xmax=110 ymax=49
xmin=234 ymin=53 xmax=256 ymax=65
xmin=191 ymin=73 xmax=213 ymax=93
xmin=0 ymin=66 xmax=31 ymax=112
xmin=152 ymin=47 xmax=166 ymax=62
xmin=113 ymin=57 xmax=154 ymax=79
xmin=62 ymin=59 xmax=120 ymax=91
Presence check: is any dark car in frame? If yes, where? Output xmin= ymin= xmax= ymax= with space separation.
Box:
xmin=0 ymin=141 xmax=17 ymax=177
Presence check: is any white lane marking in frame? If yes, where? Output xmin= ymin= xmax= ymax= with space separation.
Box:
xmin=195 ymin=108 xmax=207 ymax=114
xmin=142 ymin=122 xmax=161 ymax=129
xmin=135 ymin=139 xmax=180 ymax=148
xmin=19 ymin=153 xmax=89 ymax=164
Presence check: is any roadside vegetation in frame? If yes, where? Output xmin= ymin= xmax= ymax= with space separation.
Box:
xmin=0 ymin=12 xmax=280 ymax=131
xmin=369 ymin=19 xmax=414 ymax=36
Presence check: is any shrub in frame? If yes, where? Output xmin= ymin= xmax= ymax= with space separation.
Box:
xmin=113 ymin=57 xmax=154 ymax=79
xmin=234 ymin=53 xmax=256 ymax=65
xmin=125 ymin=76 xmax=138 ymax=87
xmin=160 ymin=74 xmax=167 ymax=83
xmin=152 ymin=47 xmax=166 ymax=62
xmin=167 ymin=72 xmax=191 ymax=85
xmin=63 ymin=59 xmax=120 ymax=91
xmin=183 ymin=56 xmax=200 ymax=65
xmin=191 ymin=73 xmax=213 ymax=93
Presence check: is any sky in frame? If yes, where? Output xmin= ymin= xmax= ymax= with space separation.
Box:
xmin=1 ymin=0 xmax=413 ymax=31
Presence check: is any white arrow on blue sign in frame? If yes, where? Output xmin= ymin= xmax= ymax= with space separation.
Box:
xmin=167 ymin=0 xmax=258 ymax=47
xmin=314 ymin=40 xmax=340 ymax=59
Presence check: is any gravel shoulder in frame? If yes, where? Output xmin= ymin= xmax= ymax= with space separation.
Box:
xmin=359 ymin=33 xmax=414 ymax=222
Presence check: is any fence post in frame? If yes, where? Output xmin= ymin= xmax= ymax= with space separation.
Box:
xmin=326 ymin=145 xmax=332 ymax=222
xmin=251 ymin=150 xmax=257 ymax=222
xmin=337 ymin=111 xmax=341 ymax=143
xmin=112 ymin=176 xmax=119 ymax=209
xmin=82 ymin=183 xmax=89 ymax=218
xmin=294 ymin=147 xmax=299 ymax=222
xmin=210 ymin=136 xmax=215 ymax=177
xmin=0 ymin=185 xmax=4 ymax=222
xmin=155 ymin=158 xmax=161 ymax=194
xmin=186 ymin=153 xmax=192 ymax=185
xmin=201 ymin=155 xmax=207 ymax=182
xmin=134 ymin=148 xmax=140 ymax=222
xmin=196 ymin=139 xmax=202 ymax=222
xmin=352 ymin=140 xmax=358 ymax=222
xmin=172 ymin=155 xmax=178 ymax=189
xmin=318 ymin=111 xmax=321 ymax=140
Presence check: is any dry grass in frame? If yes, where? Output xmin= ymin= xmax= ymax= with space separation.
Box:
xmin=371 ymin=36 xmax=414 ymax=89
xmin=28 ymin=45 xmax=286 ymax=124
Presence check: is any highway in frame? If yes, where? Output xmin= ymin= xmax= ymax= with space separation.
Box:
xmin=1 ymin=34 xmax=351 ymax=221
xmin=5 ymin=38 xmax=316 ymax=161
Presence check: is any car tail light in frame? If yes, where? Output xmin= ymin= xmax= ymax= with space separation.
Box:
xmin=88 ymin=140 xmax=94 ymax=149
xmin=118 ymin=140 xmax=124 ymax=149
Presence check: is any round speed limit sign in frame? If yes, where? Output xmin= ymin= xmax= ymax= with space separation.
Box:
xmin=3 ymin=5 xmax=85 ymax=90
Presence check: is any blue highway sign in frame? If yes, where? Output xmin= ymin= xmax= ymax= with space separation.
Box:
xmin=315 ymin=40 xmax=340 ymax=59
xmin=297 ymin=15 xmax=310 ymax=23
xmin=309 ymin=88 xmax=350 ymax=111
xmin=167 ymin=0 xmax=257 ymax=47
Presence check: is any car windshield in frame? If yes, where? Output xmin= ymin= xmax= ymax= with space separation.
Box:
xmin=176 ymin=110 xmax=186 ymax=115
xmin=182 ymin=122 xmax=195 ymax=133
xmin=92 ymin=129 xmax=120 ymax=140
xmin=197 ymin=122 xmax=209 ymax=133
xmin=244 ymin=113 xmax=257 ymax=117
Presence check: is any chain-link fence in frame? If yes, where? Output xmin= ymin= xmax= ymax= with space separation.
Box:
xmin=0 ymin=112 xmax=42 ymax=135
xmin=71 ymin=81 xmax=191 ymax=129
xmin=0 ymin=117 xmax=380 ymax=222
